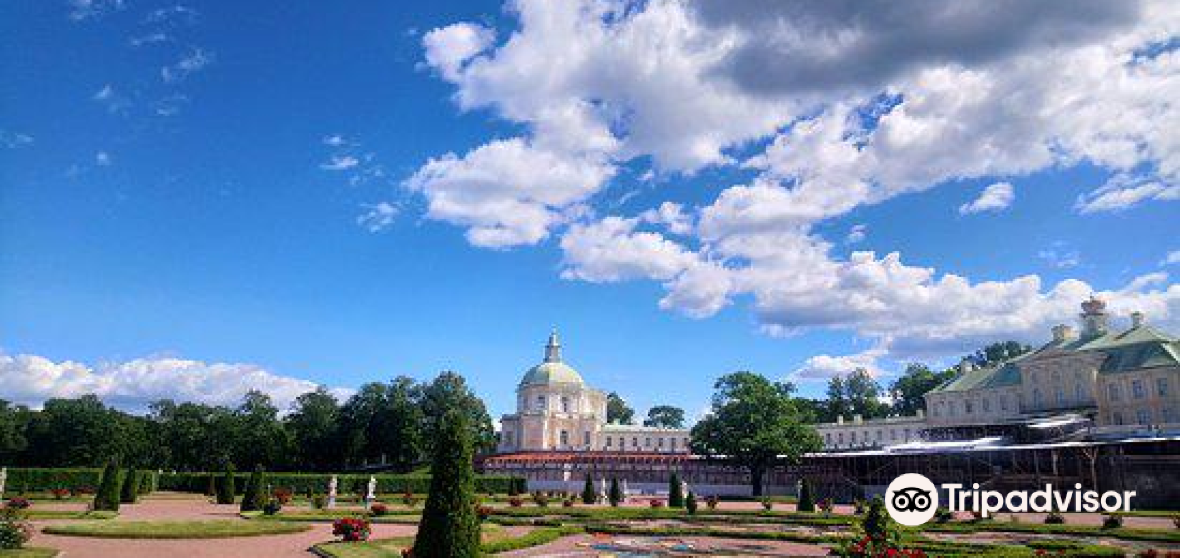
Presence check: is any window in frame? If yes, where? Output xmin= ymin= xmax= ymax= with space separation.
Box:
xmin=949 ymin=402 xmax=958 ymax=416
xmin=536 ymin=396 xmax=546 ymax=411
xmin=1113 ymin=412 xmax=1124 ymax=425
xmin=837 ymin=432 xmax=844 ymax=444
xmin=1052 ymin=371 xmax=1062 ymax=384
xmin=1136 ymin=410 xmax=1151 ymax=425
xmin=1033 ymin=389 xmax=1043 ymax=407
xmin=658 ymin=437 xmax=665 ymax=448
xmin=850 ymin=432 xmax=857 ymax=443
xmin=645 ymin=437 xmax=652 ymax=447
xmin=876 ymin=430 xmax=883 ymax=441
xmin=825 ymin=433 xmax=833 ymax=445
xmin=934 ymin=402 xmax=944 ymax=417
xmin=1075 ymin=383 xmax=1086 ymax=402
xmin=559 ymin=430 xmax=569 ymax=446
xmin=903 ymin=428 xmax=910 ymax=441
xmin=1157 ymin=377 xmax=1169 ymax=397
xmin=561 ymin=397 xmax=571 ymax=413
xmin=632 ymin=437 xmax=639 ymax=448
xmin=584 ymin=431 xmax=591 ymax=446
xmin=605 ymin=436 xmax=612 ymax=448
xmin=982 ymin=398 xmax=990 ymax=412
xmin=965 ymin=400 xmax=974 ymax=414
xmin=671 ymin=438 xmax=678 ymax=450
xmin=1108 ymin=383 xmax=1121 ymax=402
xmin=1163 ymin=408 xmax=1174 ymax=423
xmin=890 ymin=429 xmax=897 ymax=441
xmin=1055 ymin=388 xmax=1065 ymax=406
xmin=1132 ymin=380 xmax=1145 ymax=399
xmin=1000 ymin=395 xmax=1008 ymax=411
xmin=504 ymin=431 xmax=513 ymax=446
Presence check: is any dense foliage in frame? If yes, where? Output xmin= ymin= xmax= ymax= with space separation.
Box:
xmin=240 ymin=465 xmax=267 ymax=512
xmin=691 ymin=372 xmax=821 ymax=495
xmin=643 ymin=405 xmax=685 ymax=428
xmin=605 ymin=392 xmax=634 ymax=425
xmin=93 ymin=459 xmax=122 ymax=512
xmin=0 ymin=372 xmax=495 ymax=472
xmin=413 ymin=410 xmax=480 ymax=558
xmin=668 ymin=472 xmax=683 ymax=508
xmin=581 ymin=473 xmax=596 ymax=505
xmin=216 ymin=465 xmax=235 ymax=505
xmin=119 ymin=467 xmax=139 ymax=504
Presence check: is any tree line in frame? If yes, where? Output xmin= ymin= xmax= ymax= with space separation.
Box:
xmin=795 ymin=340 xmax=1031 ymax=423
xmin=0 ymin=371 xmax=495 ymax=472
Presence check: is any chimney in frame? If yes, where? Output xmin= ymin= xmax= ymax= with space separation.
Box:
xmin=836 ymin=415 xmax=844 ymax=425
xmin=1051 ymin=324 xmax=1075 ymax=343
xmin=1130 ymin=311 xmax=1145 ymax=328
xmin=853 ymin=414 xmax=863 ymax=424
xmin=916 ymin=409 xmax=925 ymax=419
xmin=959 ymin=358 xmax=975 ymax=373
xmin=1080 ymin=296 xmax=1109 ymax=337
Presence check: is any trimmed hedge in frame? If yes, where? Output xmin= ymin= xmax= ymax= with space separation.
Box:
xmin=1 ymin=468 xmax=104 ymax=493
xmin=158 ymin=471 xmax=521 ymax=495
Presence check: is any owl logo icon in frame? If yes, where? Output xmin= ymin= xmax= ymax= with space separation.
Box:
xmin=885 ymin=473 xmax=939 ymax=526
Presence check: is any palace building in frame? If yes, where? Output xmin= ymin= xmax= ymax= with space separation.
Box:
xmin=496 ymin=331 xmax=691 ymax=454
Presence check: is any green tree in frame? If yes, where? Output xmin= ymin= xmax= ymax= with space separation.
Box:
xmin=240 ymin=465 xmax=266 ymax=512
xmin=797 ymin=478 xmax=815 ymax=512
xmin=968 ymin=341 xmax=1031 ymax=368
xmin=372 ymin=377 xmax=426 ymax=472
xmin=889 ymin=363 xmax=957 ymax=416
xmin=608 ymin=477 xmax=622 ymax=507
xmin=233 ymin=391 xmax=292 ymax=471
xmin=863 ymin=496 xmax=892 ymax=540
xmin=286 ymin=388 xmax=341 ymax=471
xmin=691 ymin=372 xmax=821 ymax=496
xmin=119 ymin=468 xmax=139 ymax=504
xmin=0 ymin=400 xmax=28 ymax=462
xmin=685 ymin=491 xmax=698 ymax=515
xmin=93 ymin=459 xmax=122 ymax=512
xmin=412 ymin=410 xmax=480 ymax=558
xmin=668 ymin=472 xmax=684 ymax=508
xmin=825 ymin=369 xmax=888 ymax=421
xmin=420 ymin=372 xmax=496 ymax=456
xmin=216 ymin=464 xmax=236 ymax=505
xmin=606 ymin=392 xmax=634 ymax=425
xmin=581 ymin=473 xmax=597 ymax=505
xmin=643 ymin=405 xmax=685 ymax=428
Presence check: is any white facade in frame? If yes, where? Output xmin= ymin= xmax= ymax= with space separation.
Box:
xmin=814 ymin=412 xmax=927 ymax=450
xmin=497 ymin=332 xmax=691 ymax=454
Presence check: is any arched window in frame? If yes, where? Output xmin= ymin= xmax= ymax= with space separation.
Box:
xmin=536 ymin=395 xmax=546 ymax=411
xmin=559 ymin=430 xmax=569 ymax=446
xmin=561 ymin=396 xmax=571 ymax=413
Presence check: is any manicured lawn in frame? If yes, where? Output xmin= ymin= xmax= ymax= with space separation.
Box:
xmin=0 ymin=549 xmax=60 ymax=558
xmin=245 ymin=510 xmax=421 ymax=523
xmin=922 ymin=520 xmax=1180 ymax=544
xmin=312 ymin=524 xmax=582 ymax=557
xmin=42 ymin=519 xmax=311 ymax=539
xmin=19 ymin=510 xmax=117 ymax=520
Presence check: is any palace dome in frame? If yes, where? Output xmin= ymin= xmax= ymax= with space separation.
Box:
xmin=519 ymin=330 xmax=585 ymax=387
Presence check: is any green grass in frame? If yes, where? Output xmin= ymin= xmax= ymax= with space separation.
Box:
xmin=581 ymin=523 xmax=843 ymax=544
xmin=41 ymin=519 xmax=311 ymax=539
xmin=489 ymin=506 xmax=857 ymax=524
xmin=0 ymin=549 xmax=60 ymax=558
xmin=245 ymin=510 xmax=421 ymax=523
xmin=18 ymin=510 xmax=117 ymax=520
xmin=923 ymin=520 xmax=1180 ymax=544
xmin=312 ymin=524 xmax=582 ymax=557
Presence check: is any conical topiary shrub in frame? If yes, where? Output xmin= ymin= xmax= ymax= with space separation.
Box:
xmin=216 ymin=464 xmax=236 ymax=505
xmin=93 ymin=459 xmax=123 ymax=512
xmin=608 ymin=477 xmax=622 ymax=507
xmin=240 ymin=465 xmax=267 ymax=512
xmin=581 ymin=473 xmax=596 ymax=505
xmin=120 ymin=468 xmax=139 ymax=504
xmin=412 ymin=410 xmax=481 ymax=558
xmin=668 ymin=472 xmax=684 ymax=508
xmin=797 ymin=478 xmax=815 ymax=512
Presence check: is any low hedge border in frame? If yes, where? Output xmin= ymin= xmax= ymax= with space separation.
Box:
xmin=157 ymin=471 xmax=520 ymax=496
xmin=41 ymin=520 xmax=312 ymax=539
xmin=922 ymin=521 xmax=1180 ymax=544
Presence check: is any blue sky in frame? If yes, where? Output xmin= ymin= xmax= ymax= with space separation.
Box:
xmin=1 ymin=0 xmax=1177 ymax=421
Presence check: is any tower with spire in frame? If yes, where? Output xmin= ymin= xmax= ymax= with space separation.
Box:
xmin=544 ymin=329 xmax=562 ymax=363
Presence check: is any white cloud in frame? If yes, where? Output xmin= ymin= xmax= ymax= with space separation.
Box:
xmin=413 ymin=0 xmax=1180 ymax=363
xmin=320 ymin=155 xmax=359 ymax=171
xmin=1164 ymin=250 xmax=1180 ymax=266
xmin=161 ymin=48 xmax=214 ymax=83
xmin=1075 ymin=173 xmax=1180 ymax=213
xmin=357 ymin=202 xmax=398 ymax=232
xmin=95 ymin=151 xmax=112 ymax=166
xmin=0 ymin=351 xmax=351 ymax=411
xmin=405 ymin=137 xmax=615 ymax=248
xmin=0 ymin=131 xmax=33 ymax=149
xmin=792 ymin=349 xmax=885 ymax=381
xmin=960 ymin=182 xmax=1016 ymax=214
xmin=92 ymin=84 xmax=130 ymax=114
xmin=845 ymin=224 xmax=867 ymax=244
xmin=68 ymin=0 xmax=124 ymax=21
xmin=323 ymin=134 xmax=348 ymax=147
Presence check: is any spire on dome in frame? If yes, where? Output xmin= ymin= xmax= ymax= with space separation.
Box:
xmin=544 ymin=329 xmax=562 ymax=363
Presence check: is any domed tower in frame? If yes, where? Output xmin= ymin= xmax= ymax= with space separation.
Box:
xmin=497 ymin=330 xmax=608 ymax=453
xmin=1080 ymin=296 xmax=1109 ymax=338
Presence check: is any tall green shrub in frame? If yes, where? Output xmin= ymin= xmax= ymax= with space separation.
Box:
xmin=205 ymin=474 xmax=217 ymax=496
xmin=581 ymin=473 xmax=596 ymax=505
xmin=216 ymin=464 xmax=236 ymax=505
xmin=240 ymin=465 xmax=267 ymax=512
xmin=608 ymin=477 xmax=622 ymax=507
xmin=93 ymin=460 xmax=122 ymax=512
xmin=119 ymin=468 xmax=139 ymax=504
xmin=685 ymin=491 xmax=698 ymax=515
xmin=412 ymin=410 xmax=480 ymax=558
xmin=668 ymin=472 xmax=684 ymax=508
xmin=797 ymin=478 xmax=815 ymax=512
xmin=863 ymin=496 xmax=893 ymax=540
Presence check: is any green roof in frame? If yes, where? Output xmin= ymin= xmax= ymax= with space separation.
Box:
xmin=929 ymin=359 xmax=1024 ymax=394
xmin=519 ymin=362 xmax=585 ymax=387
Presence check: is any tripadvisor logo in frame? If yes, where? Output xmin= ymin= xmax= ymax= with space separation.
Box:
xmin=884 ymin=473 xmax=1137 ymax=526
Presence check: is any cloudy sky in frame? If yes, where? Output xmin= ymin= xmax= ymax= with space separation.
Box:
xmin=1 ymin=0 xmax=1177 ymax=419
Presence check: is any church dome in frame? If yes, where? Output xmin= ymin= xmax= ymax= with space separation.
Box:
xmin=519 ymin=330 xmax=585 ymax=387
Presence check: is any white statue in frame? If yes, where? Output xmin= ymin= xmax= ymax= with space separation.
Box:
xmin=366 ymin=476 xmax=377 ymax=504
xmin=328 ymin=475 xmax=338 ymax=508
xmin=599 ymin=478 xmax=607 ymax=503
xmin=681 ymin=480 xmax=689 ymax=499
xmin=0 ymin=467 xmax=7 ymax=497
xmin=622 ymin=479 xmax=630 ymax=499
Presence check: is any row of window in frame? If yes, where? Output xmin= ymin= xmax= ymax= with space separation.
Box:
xmin=932 ymin=393 xmax=1017 ymax=418
xmin=1107 ymin=377 xmax=1169 ymax=402
xmin=529 ymin=395 xmax=585 ymax=413
xmin=1110 ymin=407 xmax=1176 ymax=426
xmin=823 ymin=427 xmax=913 ymax=447
xmin=603 ymin=435 xmax=686 ymax=450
